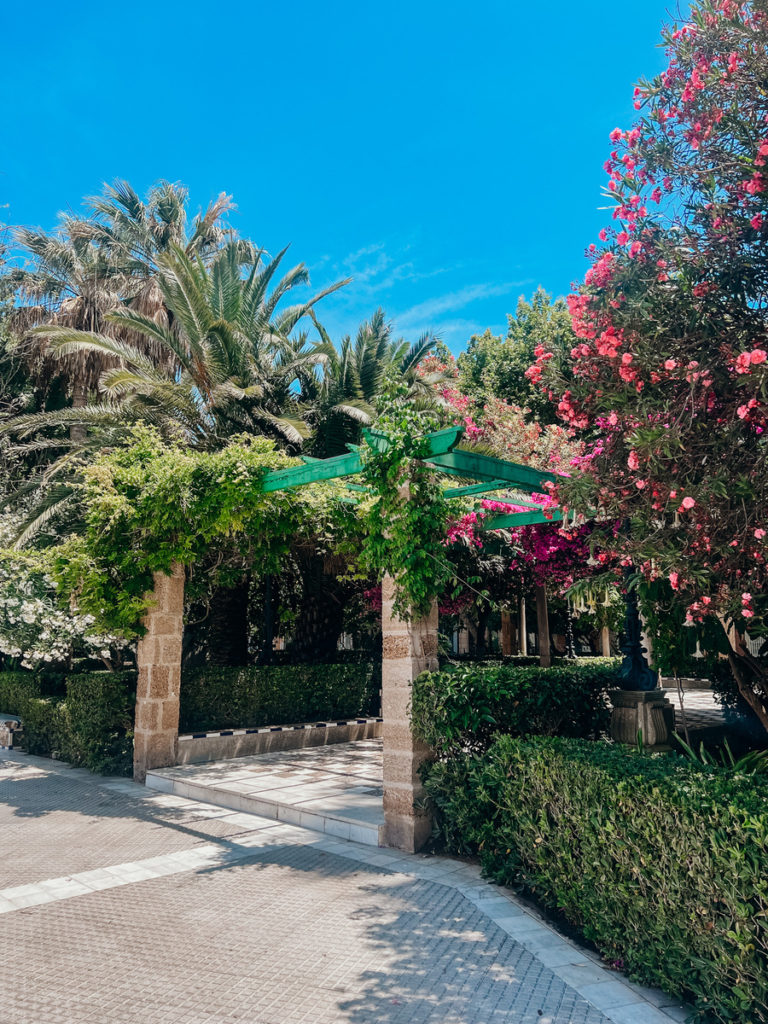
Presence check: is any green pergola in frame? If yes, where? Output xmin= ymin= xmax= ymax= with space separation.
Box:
xmin=259 ymin=425 xmax=563 ymax=529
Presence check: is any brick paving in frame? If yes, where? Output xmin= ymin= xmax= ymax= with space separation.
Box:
xmin=1 ymin=749 xmax=688 ymax=1024
xmin=0 ymin=755 xmax=260 ymax=888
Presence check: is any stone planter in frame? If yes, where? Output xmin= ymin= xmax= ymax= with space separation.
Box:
xmin=609 ymin=688 xmax=675 ymax=749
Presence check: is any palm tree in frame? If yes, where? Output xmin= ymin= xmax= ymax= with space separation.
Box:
xmin=7 ymin=241 xmax=349 ymax=451
xmin=9 ymin=180 xmax=238 ymax=437
xmin=302 ymin=309 xmax=443 ymax=457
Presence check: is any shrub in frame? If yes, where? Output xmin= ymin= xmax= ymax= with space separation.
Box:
xmin=411 ymin=657 xmax=618 ymax=755
xmin=0 ymin=671 xmax=41 ymax=715
xmin=180 ymin=662 xmax=380 ymax=732
xmin=65 ymin=671 xmax=135 ymax=775
xmin=423 ymin=736 xmax=768 ymax=1023
xmin=0 ymin=669 xmax=135 ymax=775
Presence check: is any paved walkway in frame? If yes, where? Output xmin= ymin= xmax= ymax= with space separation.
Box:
xmin=148 ymin=738 xmax=385 ymax=845
xmin=1 ymin=750 xmax=688 ymax=1024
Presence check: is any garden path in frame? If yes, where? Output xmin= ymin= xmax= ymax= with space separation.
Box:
xmin=0 ymin=748 xmax=689 ymax=1024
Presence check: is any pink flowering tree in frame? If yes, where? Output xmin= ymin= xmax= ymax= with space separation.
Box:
xmin=532 ymin=0 xmax=768 ymax=728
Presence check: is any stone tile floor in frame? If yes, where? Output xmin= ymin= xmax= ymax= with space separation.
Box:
xmin=0 ymin=748 xmax=689 ymax=1024
xmin=147 ymin=738 xmax=386 ymax=845
xmin=664 ymin=686 xmax=744 ymax=733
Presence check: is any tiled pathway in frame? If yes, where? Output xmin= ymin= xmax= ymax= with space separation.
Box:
xmin=1 ymin=750 xmax=688 ymax=1024
xmin=147 ymin=738 xmax=385 ymax=845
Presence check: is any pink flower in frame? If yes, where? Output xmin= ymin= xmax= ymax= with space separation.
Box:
xmin=742 ymin=593 xmax=752 ymax=603
xmin=635 ymin=479 xmax=646 ymax=489
xmin=627 ymin=451 xmax=640 ymax=470
xmin=669 ymin=572 xmax=679 ymax=590
xmin=750 ymin=349 xmax=767 ymax=365
xmin=621 ymin=353 xmax=633 ymax=365
xmin=664 ymin=358 xmax=677 ymax=370
xmin=755 ymin=529 xmax=766 ymax=539
xmin=629 ymin=240 xmax=642 ymax=256
xmin=751 ymin=214 xmax=764 ymax=230
xmin=681 ymin=496 xmax=696 ymax=510
xmin=743 ymin=609 xmax=754 ymax=618
xmin=616 ymin=231 xmax=630 ymax=246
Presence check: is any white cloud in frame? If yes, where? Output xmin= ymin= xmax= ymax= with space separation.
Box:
xmin=394 ymin=280 xmax=531 ymax=328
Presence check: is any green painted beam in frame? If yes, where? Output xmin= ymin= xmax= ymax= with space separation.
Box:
xmin=261 ymin=450 xmax=363 ymax=492
xmin=483 ymin=509 xmax=563 ymax=530
xmin=444 ymin=479 xmax=514 ymax=498
xmin=426 ymin=449 xmax=556 ymax=492
xmin=361 ymin=425 xmax=464 ymax=458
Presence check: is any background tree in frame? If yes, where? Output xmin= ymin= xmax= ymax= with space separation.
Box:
xmin=458 ymin=288 xmax=575 ymax=422
xmin=532 ymin=0 xmax=768 ymax=730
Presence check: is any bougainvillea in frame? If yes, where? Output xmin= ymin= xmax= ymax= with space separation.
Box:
xmin=534 ymin=0 xmax=768 ymax=728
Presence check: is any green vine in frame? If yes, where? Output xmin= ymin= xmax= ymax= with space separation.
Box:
xmin=359 ymin=376 xmax=450 ymax=619
xmin=50 ymin=426 xmax=349 ymax=638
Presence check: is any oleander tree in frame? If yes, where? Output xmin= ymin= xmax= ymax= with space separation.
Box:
xmin=530 ymin=0 xmax=768 ymax=728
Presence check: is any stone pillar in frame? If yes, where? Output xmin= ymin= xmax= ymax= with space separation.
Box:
xmin=133 ymin=563 xmax=185 ymax=783
xmin=381 ymin=574 xmax=438 ymax=853
xmin=536 ymin=584 xmax=551 ymax=668
xmin=518 ymin=596 xmax=527 ymax=656
xmin=601 ymin=626 xmax=611 ymax=657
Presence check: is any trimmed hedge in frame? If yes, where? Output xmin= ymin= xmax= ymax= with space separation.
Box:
xmin=0 ymin=670 xmax=135 ymax=775
xmin=179 ymin=662 xmax=381 ymax=732
xmin=423 ymin=736 xmax=768 ymax=1024
xmin=412 ymin=658 xmax=618 ymax=755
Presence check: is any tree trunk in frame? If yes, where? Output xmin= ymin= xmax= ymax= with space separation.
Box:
xmin=727 ymin=652 xmax=768 ymax=732
xmin=536 ymin=584 xmax=551 ymax=668
xmin=70 ymin=377 xmax=88 ymax=443
xmin=501 ymin=610 xmax=513 ymax=656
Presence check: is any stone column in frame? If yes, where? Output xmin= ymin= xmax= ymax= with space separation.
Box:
xmin=133 ymin=563 xmax=185 ymax=783
xmin=600 ymin=626 xmax=611 ymax=657
xmin=381 ymin=574 xmax=438 ymax=853
xmin=518 ymin=596 xmax=527 ymax=655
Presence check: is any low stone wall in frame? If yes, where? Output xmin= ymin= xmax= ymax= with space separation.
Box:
xmin=176 ymin=717 xmax=383 ymax=764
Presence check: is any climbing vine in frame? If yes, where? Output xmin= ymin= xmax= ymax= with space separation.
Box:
xmin=359 ymin=377 xmax=450 ymax=619
xmin=51 ymin=426 xmax=349 ymax=638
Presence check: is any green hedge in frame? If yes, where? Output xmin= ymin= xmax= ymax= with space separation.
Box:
xmin=0 ymin=670 xmax=41 ymax=714
xmin=412 ymin=658 xmax=618 ymax=755
xmin=0 ymin=670 xmax=135 ymax=775
xmin=180 ymin=662 xmax=381 ymax=732
xmin=423 ymin=736 xmax=768 ymax=1023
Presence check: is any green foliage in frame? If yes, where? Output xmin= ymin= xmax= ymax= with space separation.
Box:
xmin=51 ymin=426 xmax=348 ymax=637
xmin=0 ymin=670 xmax=41 ymax=713
xmin=423 ymin=735 xmax=768 ymax=1023
xmin=64 ymin=671 xmax=135 ymax=774
xmin=179 ymin=662 xmax=380 ymax=732
xmin=456 ymin=289 xmax=574 ymax=422
xmin=359 ymin=376 xmax=450 ymax=618
xmin=0 ymin=669 xmax=135 ymax=774
xmin=412 ymin=658 xmax=618 ymax=755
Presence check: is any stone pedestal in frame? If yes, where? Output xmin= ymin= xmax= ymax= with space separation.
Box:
xmin=381 ymin=574 xmax=438 ymax=853
xmin=133 ymin=563 xmax=185 ymax=782
xmin=609 ymin=689 xmax=675 ymax=749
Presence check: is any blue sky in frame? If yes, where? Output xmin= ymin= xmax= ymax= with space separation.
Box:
xmin=1 ymin=0 xmax=674 ymax=354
